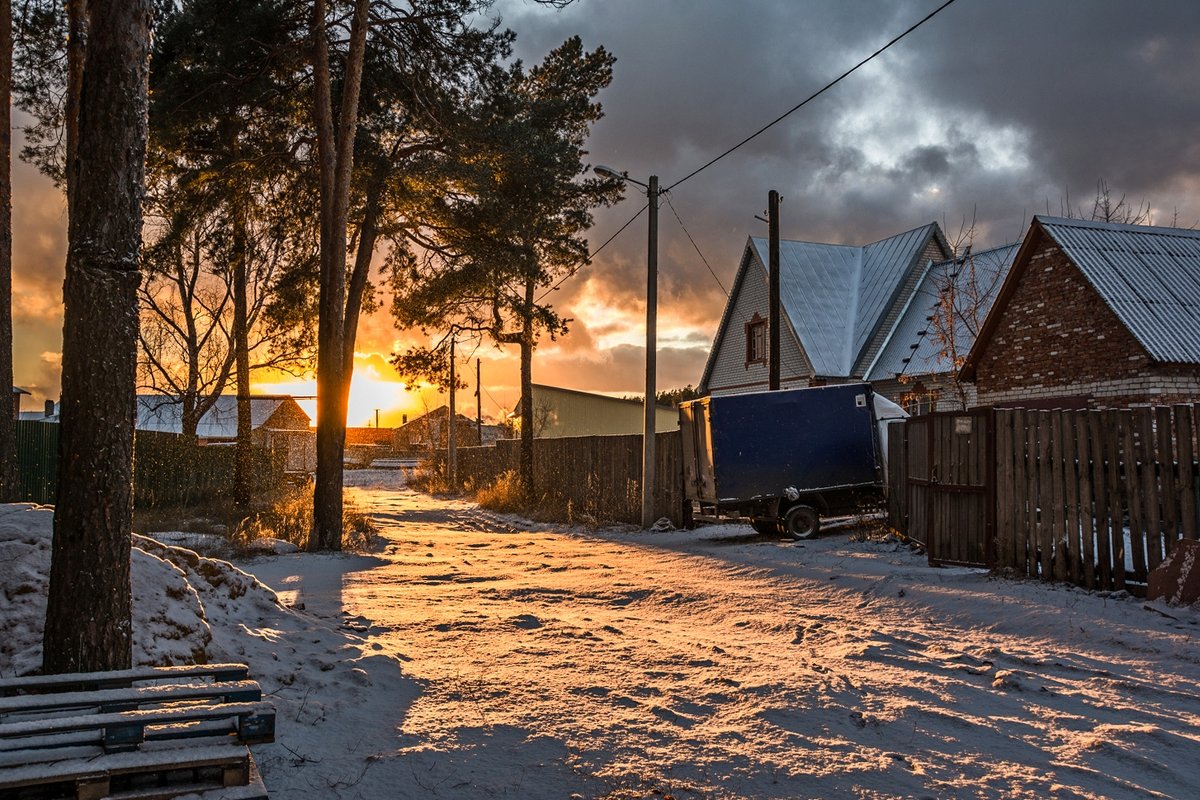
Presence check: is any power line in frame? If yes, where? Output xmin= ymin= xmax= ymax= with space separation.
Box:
xmin=537 ymin=201 xmax=648 ymax=301
xmin=535 ymin=0 xmax=959 ymax=296
xmin=665 ymin=0 xmax=960 ymax=193
xmin=663 ymin=191 xmax=728 ymax=297
xmin=482 ymin=385 xmax=508 ymax=417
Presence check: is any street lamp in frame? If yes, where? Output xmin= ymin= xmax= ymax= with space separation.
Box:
xmin=594 ymin=164 xmax=660 ymax=529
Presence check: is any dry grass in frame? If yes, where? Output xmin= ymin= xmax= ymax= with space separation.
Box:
xmin=847 ymin=498 xmax=895 ymax=542
xmin=138 ymin=481 xmax=380 ymax=554
xmin=473 ymin=470 xmax=527 ymax=514
xmin=231 ymin=482 xmax=380 ymax=552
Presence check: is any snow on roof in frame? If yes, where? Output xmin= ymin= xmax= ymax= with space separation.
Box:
xmin=749 ymin=222 xmax=940 ymax=376
xmin=136 ymin=395 xmax=307 ymax=438
xmin=867 ymin=242 xmax=1019 ymax=381
xmin=1036 ymin=215 xmax=1200 ymax=363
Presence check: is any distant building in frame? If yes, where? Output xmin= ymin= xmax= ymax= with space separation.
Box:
xmin=11 ymin=387 xmax=30 ymax=420
xmin=394 ymin=405 xmax=501 ymax=451
xmin=136 ymin=394 xmax=314 ymax=472
xmin=512 ymin=384 xmax=678 ymax=439
xmin=136 ymin=394 xmax=310 ymax=440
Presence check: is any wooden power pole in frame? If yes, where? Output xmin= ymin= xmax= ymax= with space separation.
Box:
xmin=768 ymin=189 xmax=781 ymax=391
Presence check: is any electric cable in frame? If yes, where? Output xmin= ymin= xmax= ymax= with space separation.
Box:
xmin=663 ymin=191 xmax=728 ymax=297
xmin=665 ymin=0 xmax=959 ymax=193
xmin=541 ymin=0 xmax=960 ymax=296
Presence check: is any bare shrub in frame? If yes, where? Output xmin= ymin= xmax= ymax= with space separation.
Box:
xmin=231 ymin=484 xmax=380 ymax=552
xmin=474 ymin=470 xmax=525 ymax=514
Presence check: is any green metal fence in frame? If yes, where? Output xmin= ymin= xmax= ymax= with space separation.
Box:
xmin=16 ymin=420 xmax=58 ymax=504
xmin=15 ymin=421 xmax=285 ymax=508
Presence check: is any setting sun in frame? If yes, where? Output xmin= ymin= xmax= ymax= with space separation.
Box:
xmin=253 ymin=357 xmax=452 ymax=429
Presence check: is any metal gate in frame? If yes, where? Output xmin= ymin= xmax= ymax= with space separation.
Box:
xmin=904 ymin=408 xmax=995 ymax=568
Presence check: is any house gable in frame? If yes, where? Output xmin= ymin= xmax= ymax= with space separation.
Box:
xmin=966 ymin=224 xmax=1200 ymax=406
xmin=698 ymin=222 xmax=944 ymax=396
xmin=698 ymin=241 xmax=813 ymax=395
xmin=261 ymin=398 xmax=312 ymax=431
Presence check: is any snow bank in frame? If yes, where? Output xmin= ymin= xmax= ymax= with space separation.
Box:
xmin=0 ymin=505 xmax=212 ymax=674
xmin=0 ymin=502 xmax=422 ymax=797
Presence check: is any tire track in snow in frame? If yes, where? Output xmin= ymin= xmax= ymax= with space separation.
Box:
xmin=294 ymin=480 xmax=1200 ymax=800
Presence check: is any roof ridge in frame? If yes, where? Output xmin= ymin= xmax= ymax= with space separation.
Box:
xmin=1035 ymin=214 xmax=1200 ymax=237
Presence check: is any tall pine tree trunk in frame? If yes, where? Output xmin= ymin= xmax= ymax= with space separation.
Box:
xmin=232 ymin=195 xmax=252 ymax=508
xmin=0 ymin=0 xmax=16 ymax=502
xmin=43 ymin=0 xmax=151 ymax=674
xmin=309 ymin=0 xmax=368 ymax=551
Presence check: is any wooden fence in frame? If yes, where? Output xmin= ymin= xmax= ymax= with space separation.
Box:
xmin=453 ymin=431 xmax=688 ymax=528
xmin=889 ymin=405 xmax=1200 ymax=592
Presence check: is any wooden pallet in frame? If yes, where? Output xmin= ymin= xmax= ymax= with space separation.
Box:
xmin=0 ymin=664 xmax=273 ymax=800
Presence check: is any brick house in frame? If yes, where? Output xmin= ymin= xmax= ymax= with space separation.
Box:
xmin=961 ymin=216 xmax=1200 ymax=408
xmin=697 ymin=222 xmax=1020 ymax=411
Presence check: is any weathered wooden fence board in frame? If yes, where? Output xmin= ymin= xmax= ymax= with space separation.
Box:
xmin=1177 ymin=405 xmax=1197 ymax=541
xmin=892 ymin=404 xmax=1200 ymax=595
xmin=454 ymin=431 xmax=687 ymax=527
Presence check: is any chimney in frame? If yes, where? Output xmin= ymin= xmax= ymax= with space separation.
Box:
xmin=45 ymin=399 xmax=55 ymax=418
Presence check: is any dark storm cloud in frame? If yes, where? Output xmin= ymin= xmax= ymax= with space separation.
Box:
xmin=14 ymin=1 xmax=1200 ymax=400
xmin=491 ymin=0 xmax=1200 ymax=390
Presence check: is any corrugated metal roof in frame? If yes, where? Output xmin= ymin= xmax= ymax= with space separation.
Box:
xmin=1037 ymin=216 xmax=1200 ymax=363
xmin=855 ymin=225 xmax=940 ymax=362
xmin=867 ymin=243 xmax=1019 ymax=381
xmin=136 ymin=395 xmax=306 ymax=439
xmin=750 ymin=223 xmax=937 ymax=376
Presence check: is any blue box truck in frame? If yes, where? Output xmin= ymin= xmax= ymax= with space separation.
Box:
xmin=679 ymin=383 xmax=900 ymax=539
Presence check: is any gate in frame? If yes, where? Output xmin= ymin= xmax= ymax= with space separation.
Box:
xmin=904 ymin=408 xmax=995 ymax=567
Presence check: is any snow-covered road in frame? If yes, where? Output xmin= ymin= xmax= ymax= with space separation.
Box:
xmin=243 ymin=473 xmax=1200 ymax=799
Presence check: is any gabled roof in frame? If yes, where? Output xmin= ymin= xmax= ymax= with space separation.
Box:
xmin=765 ymin=223 xmax=944 ymax=376
xmin=517 ymin=383 xmax=674 ymax=412
xmin=136 ymin=395 xmax=310 ymax=438
xmin=699 ymin=222 xmax=944 ymax=390
xmin=1039 ymin=216 xmax=1200 ymax=362
xmin=963 ymin=216 xmax=1200 ymax=378
xmin=866 ymin=242 xmax=1019 ymax=381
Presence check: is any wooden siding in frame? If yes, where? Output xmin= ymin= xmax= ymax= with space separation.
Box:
xmin=705 ymin=249 xmax=812 ymax=396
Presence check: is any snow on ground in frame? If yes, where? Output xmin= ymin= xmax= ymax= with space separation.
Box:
xmin=4 ymin=474 xmax=1200 ymax=799
xmin=0 ymin=500 xmax=420 ymax=797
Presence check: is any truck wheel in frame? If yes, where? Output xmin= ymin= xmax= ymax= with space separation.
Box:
xmin=783 ymin=505 xmax=820 ymax=540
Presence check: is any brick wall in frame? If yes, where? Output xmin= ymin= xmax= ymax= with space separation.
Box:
xmin=973 ymin=236 xmax=1200 ymax=407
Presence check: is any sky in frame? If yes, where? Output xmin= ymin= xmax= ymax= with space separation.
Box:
xmin=12 ymin=0 xmax=1200 ymax=425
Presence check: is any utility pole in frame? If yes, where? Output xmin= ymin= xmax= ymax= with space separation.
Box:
xmin=592 ymin=165 xmax=660 ymax=529
xmin=642 ymin=175 xmax=659 ymax=529
xmin=447 ymin=333 xmax=456 ymax=491
xmin=475 ymin=358 xmax=483 ymax=446
xmin=768 ymin=189 xmax=781 ymax=391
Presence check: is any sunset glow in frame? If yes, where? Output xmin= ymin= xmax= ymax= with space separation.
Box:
xmin=253 ymin=357 xmax=452 ymax=428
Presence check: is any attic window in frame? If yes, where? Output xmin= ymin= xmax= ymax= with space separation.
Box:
xmin=745 ymin=314 xmax=767 ymax=366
